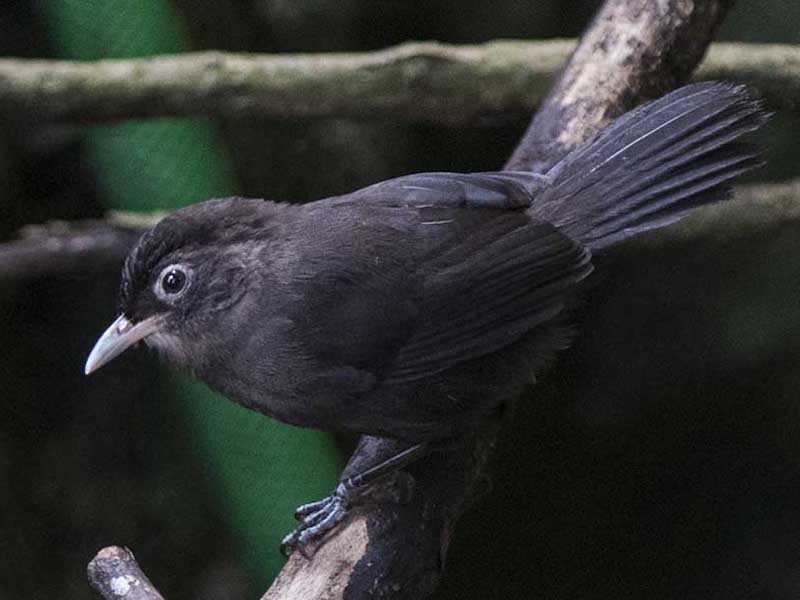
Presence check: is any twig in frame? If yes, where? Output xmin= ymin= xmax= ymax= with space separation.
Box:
xmin=87 ymin=547 xmax=165 ymax=600
xmin=0 ymin=41 xmax=796 ymax=126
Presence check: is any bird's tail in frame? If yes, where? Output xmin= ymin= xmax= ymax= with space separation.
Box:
xmin=529 ymin=82 xmax=769 ymax=251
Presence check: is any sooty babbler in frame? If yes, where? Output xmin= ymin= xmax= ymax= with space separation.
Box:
xmin=86 ymin=82 xmax=768 ymax=555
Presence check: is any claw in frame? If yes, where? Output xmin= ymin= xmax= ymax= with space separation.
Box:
xmin=297 ymin=499 xmax=346 ymax=545
xmin=299 ymin=502 xmax=335 ymax=529
xmin=294 ymin=497 xmax=333 ymax=521
xmin=281 ymin=485 xmax=353 ymax=557
xmin=280 ymin=473 xmax=418 ymax=557
xmin=280 ymin=524 xmax=308 ymax=557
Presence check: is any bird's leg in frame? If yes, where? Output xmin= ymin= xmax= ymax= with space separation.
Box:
xmin=280 ymin=436 xmax=430 ymax=557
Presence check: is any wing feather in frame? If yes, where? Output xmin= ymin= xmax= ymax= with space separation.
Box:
xmin=383 ymin=214 xmax=591 ymax=384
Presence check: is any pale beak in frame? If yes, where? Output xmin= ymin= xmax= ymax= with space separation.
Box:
xmin=84 ymin=314 xmax=163 ymax=375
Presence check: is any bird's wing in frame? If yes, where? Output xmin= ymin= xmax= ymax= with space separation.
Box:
xmin=300 ymin=175 xmax=591 ymax=385
xmin=327 ymin=170 xmax=550 ymax=210
xmin=380 ymin=210 xmax=592 ymax=384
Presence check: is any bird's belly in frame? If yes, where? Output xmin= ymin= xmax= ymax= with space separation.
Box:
xmin=195 ymin=359 xmax=374 ymax=432
xmin=200 ymin=376 xmax=322 ymax=429
xmin=195 ymin=326 xmax=551 ymax=439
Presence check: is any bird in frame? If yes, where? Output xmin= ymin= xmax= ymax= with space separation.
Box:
xmin=85 ymin=82 xmax=768 ymax=556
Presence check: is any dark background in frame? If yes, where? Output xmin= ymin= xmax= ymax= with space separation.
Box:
xmin=1 ymin=1 xmax=799 ymax=598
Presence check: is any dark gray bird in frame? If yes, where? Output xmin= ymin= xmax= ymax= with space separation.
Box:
xmin=85 ymin=82 xmax=767 ymax=555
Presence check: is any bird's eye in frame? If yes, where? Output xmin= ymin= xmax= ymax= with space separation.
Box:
xmin=161 ymin=267 xmax=187 ymax=295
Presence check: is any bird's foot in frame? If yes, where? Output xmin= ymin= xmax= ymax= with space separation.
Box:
xmin=280 ymin=481 xmax=353 ymax=558
xmin=280 ymin=471 xmax=416 ymax=558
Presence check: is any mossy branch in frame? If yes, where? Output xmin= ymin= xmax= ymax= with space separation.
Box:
xmin=0 ymin=41 xmax=796 ymax=125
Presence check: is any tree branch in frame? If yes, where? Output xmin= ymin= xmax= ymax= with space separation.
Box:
xmin=505 ymin=0 xmax=736 ymax=170
xmin=0 ymin=41 xmax=796 ymax=126
xmin=0 ymin=214 xmax=147 ymax=283
xmin=87 ymin=547 xmax=165 ymax=600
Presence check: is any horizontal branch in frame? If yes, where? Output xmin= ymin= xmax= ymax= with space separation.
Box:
xmin=1 ymin=181 xmax=797 ymax=284
xmin=663 ymin=178 xmax=800 ymax=244
xmin=0 ymin=215 xmax=145 ymax=282
xmin=699 ymin=43 xmax=800 ymax=115
xmin=0 ymin=41 xmax=796 ymax=125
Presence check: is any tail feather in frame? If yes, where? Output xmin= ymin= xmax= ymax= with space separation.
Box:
xmin=592 ymin=154 xmax=760 ymax=246
xmin=531 ymin=82 xmax=770 ymax=251
xmin=593 ymin=144 xmax=760 ymax=231
xmin=588 ymin=107 xmax=764 ymax=212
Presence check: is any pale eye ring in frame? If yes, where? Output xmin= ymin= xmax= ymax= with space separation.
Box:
xmin=157 ymin=264 xmax=190 ymax=297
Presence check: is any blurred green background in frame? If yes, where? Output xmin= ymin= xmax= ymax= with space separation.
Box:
xmin=1 ymin=1 xmax=799 ymax=598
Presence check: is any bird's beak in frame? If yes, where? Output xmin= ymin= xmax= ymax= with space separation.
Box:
xmin=84 ymin=314 xmax=163 ymax=375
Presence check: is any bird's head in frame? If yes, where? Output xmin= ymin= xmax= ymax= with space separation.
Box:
xmin=85 ymin=197 xmax=280 ymax=375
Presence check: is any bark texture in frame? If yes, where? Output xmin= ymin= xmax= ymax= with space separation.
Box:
xmin=87 ymin=547 xmax=165 ymax=600
xmin=0 ymin=41 xmax=796 ymax=126
xmin=506 ymin=0 xmax=736 ymax=171
xmin=0 ymin=217 xmax=143 ymax=282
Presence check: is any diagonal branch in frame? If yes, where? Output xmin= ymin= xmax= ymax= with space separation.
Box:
xmin=0 ymin=41 xmax=797 ymax=126
xmin=505 ymin=0 xmax=736 ymax=170
xmin=87 ymin=547 xmax=165 ymax=600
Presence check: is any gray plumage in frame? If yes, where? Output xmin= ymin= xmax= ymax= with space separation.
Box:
xmin=86 ymin=82 xmax=768 ymax=552
xmin=111 ymin=82 xmax=766 ymax=441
